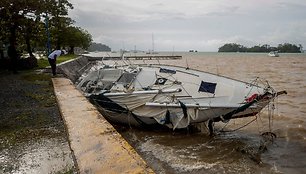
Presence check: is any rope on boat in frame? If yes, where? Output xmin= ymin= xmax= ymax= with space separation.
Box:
xmin=219 ymin=116 xmax=258 ymax=133
xmin=209 ymin=77 xmax=287 ymax=135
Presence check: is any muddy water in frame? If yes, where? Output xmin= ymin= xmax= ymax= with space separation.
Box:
xmin=114 ymin=52 xmax=306 ymax=174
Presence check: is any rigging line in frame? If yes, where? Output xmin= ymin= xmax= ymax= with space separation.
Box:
xmin=256 ymin=111 xmax=262 ymax=133
xmin=178 ymin=83 xmax=197 ymax=103
xmin=92 ymin=69 xmax=101 ymax=92
xmin=151 ymin=80 xmax=179 ymax=103
xmin=160 ymin=73 xmax=176 ymax=82
xmin=219 ymin=120 xmax=230 ymax=132
xmin=257 ymin=104 xmax=272 ymax=133
xmin=105 ymin=53 xmax=121 ymax=67
xmin=275 ymin=95 xmax=279 ymax=118
xmin=271 ymin=104 xmax=274 ymax=131
xmin=122 ymin=59 xmax=129 ymax=66
xmin=202 ymin=121 xmax=212 ymax=134
xmin=157 ymin=58 xmax=161 ymax=65
xmin=268 ymin=102 xmax=271 ymax=132
xmin=268 ymin=101 xmax=275 ymax=132
xmin=142 ymin=57 xmax=147 ymax=65
xmin=127 ymin=111 xmax=132 ymax=129
xmin=245 ymin=78 xmax=259 ymax=100
xmin=175 ymin=79 xmax=203 ymax=87
xmin=125 ymin=67 xmax=141 ymax=90
xmin=151 ymin=83 xmax=175 ymax=101
xmin=259 ymin=78 xmax=275 ymax=94
xmin=77 ymin=62 xmax=92 ymax=74
xmin=126 ymin=56 xmax=133 ymax=66
xmin=250 ymin=77 xmax=259 ymax=85
xmin=220 ymin=116 xmax=258 ymax=133
xmin=104 ymin=53 xmax=111 ymax=65
xmin=219 ymin=102 xmax=259 ymax=132
xmin=156 ymin=71 xmax=178 ymax=82
xmin=155 ymin=84 xmax=175 ymax=101
xmin=133 ymin=76 xmax=144 ymax=89
xmin=119 ymin=53 xmax=129 ymax=67
xmin=150 ymin=73 xmax=166 ymax=101
xmin=272 ymin=101 xmax=275 ymax=127
xmin=185 ymin=57 xmax=189 ymax=69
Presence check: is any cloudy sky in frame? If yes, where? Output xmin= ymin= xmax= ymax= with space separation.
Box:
xmin=68 ymin=0 xmax=306 ymax=51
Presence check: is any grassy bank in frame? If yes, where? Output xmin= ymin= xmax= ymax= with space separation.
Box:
xmin=37 ymin=54 xmax=78 ymax=69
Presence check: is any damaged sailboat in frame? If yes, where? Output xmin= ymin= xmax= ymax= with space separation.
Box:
xmin=76 ymin=62 xmax=286 ymax=133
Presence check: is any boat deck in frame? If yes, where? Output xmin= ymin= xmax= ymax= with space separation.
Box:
xmin=52 ymin=77 xmax=153 ymax=174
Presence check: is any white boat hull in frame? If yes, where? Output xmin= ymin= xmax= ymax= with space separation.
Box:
xmin=78 ymin=64 xmax=280 ymax=129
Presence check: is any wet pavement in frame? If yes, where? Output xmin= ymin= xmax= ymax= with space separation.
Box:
xmin=0 ymin=71 xmax=76 ymax=174
xmin=0 ymin=136 xmax=74 ymax=174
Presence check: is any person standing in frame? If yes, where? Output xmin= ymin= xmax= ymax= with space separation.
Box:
xmin=48 ymin=50 xmax=65 ymax=76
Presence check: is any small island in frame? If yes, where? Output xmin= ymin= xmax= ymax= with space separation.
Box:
xmin=218 ymin=43 xmax=303 ymax=53
xmin=88 ymin=42 xmax=111 ymax=52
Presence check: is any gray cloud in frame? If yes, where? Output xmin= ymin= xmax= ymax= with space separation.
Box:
xmin=69 ymin=0 xmax=306 ymax=51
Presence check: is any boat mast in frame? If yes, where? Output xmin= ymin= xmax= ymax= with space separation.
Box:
xmin=152 ymin=33 xmax=154 ymax=53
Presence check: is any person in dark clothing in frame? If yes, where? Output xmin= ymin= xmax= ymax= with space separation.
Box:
xmin=48 ymin=50 xmax=66 ymax=76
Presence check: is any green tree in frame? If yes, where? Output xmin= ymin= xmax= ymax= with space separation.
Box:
xmin=219 ymin=43 xmax=303 ymax=53
xmin=62 ymin=26 xmax=92 ymax=54
xmin=20 ymin=16 xmax=41 ymax=57
xmin=46 ymin=0 xmax=73 ymax=50
xmin=0 ymin=0 xmax=74 ymax=55
xmin=218 ymin=43 xmax=247 ymax=52
xmin=0 ymin=0 xmax=44 ymax=69
xmin=299 ymin=44 xmax=303 ymax=52
xmin=1 ymin=0 xmax=95 ymax=70
xmin=277 ymin=43 xmax=301 ymax=53
xmin=248 ymin=44 xmax=270 ymax=52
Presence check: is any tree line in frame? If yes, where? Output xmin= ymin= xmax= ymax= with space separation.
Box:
xmin=218 ymin=43 xmax=303 ymax=53
xmin=0 ymin=0 xmax=93 ymax=61
xmin=88 ymin=42 xmax=111 ymax=52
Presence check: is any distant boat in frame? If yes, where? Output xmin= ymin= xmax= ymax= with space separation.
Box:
xmin=268 ymin=51 xmax=279 ymax=57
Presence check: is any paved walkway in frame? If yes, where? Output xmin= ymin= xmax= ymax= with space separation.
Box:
xmin=52 ymin=77 xmax=154 ymax=174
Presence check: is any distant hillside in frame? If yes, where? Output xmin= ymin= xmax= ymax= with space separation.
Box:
xmin=88 ymin=42 xmax=111 ymax=52
xmin=218 ymin=43 xmax=303 ymax=53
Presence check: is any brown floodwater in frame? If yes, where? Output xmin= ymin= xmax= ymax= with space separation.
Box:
xmin=114 ymin=52 xmax=306 ymax=174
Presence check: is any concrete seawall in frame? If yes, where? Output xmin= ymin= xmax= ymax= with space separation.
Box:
xmin=57 ymin=56 xmax=92 ymax=82
xmin=53 ymin=57 xmax=154 ymax=173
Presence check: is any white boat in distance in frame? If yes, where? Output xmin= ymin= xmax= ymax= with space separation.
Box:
xmin=268 ymin=51 xmax=279 ymax=57
xmin=77 ymin=62 xmax=286 ymax=133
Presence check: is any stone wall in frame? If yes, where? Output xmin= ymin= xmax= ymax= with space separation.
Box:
xmin=57 ymin=56 xmax=92 ymax=83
